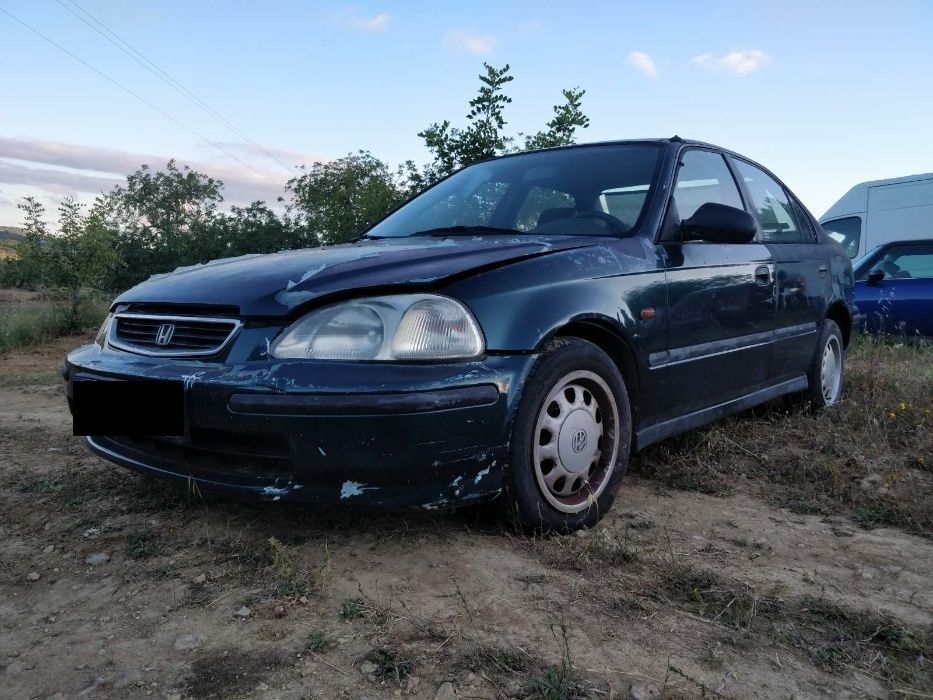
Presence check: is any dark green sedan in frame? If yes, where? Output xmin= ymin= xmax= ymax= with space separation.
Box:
xmin=64 ymin=137 xmax=856 ymax=531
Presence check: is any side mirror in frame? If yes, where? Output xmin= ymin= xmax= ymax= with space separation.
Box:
xmin=866 ymin=269 xmax=885 ymax=286
xmin=682 ymin=202 xmax=757 ymax=244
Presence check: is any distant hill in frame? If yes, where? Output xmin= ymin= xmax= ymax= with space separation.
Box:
xmin=0 ymin=226 xmax=25 ymax=242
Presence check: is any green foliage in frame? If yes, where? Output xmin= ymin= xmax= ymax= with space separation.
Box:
xmin=418 ymin=64 xmax=590 ymax=184
xmin=0 ymin=295 xmax=109 ymax=354
xmin=339 ymin=596 xmax=366 ymax=620
xmin=419 ymin=63 xmax=515 ymax=181
xmin=523 ymin=88 xmax=591 ymax=151
xmin=102 ymin=160 xmax=225 ymax=289
xmin=305 ymin=629 xmax=337 ymax=653
xmin=286 ymin=151 xmax=409 ymax=245
xmin=14 ymin=197 xmax=122 ymax=330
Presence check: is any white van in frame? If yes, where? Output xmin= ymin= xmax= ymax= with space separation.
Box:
xmin=820 ymin=173 xmax=933 ymax=261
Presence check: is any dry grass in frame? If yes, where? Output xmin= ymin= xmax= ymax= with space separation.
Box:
xmin=634 ymin=336 xmax=933 ymax=535
xmin=653 ymin=563 xmax=932 ymax=692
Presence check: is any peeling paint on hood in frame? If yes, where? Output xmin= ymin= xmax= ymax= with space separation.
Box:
xmin=115 ymin=235 xmax=605 ymax=316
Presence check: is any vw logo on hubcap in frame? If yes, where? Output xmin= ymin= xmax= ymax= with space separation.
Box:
xmin=571 ymin=428 xmax=588 ymax=454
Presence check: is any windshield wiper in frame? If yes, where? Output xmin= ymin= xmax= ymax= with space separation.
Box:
xmin=409 ymin=225 xmax=523 ymax=237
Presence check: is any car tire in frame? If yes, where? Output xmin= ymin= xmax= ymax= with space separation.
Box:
xmin=786 ymin=319 xmax=845 ymax=410
xmin=503 ymin=337 xmax=632 ymax=532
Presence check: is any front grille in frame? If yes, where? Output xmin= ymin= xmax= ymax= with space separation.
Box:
xmin=109 ymin=313 xmax=240 ymax=357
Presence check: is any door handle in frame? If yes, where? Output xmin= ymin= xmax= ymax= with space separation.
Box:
xmin=754 ymin=265 xmax=771 ymax=285
xmin=818 ymin=264 xmax=828 ymax=278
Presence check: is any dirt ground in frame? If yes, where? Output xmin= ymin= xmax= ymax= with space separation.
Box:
xmin=1 ymin=335 xmax=930 ymax=699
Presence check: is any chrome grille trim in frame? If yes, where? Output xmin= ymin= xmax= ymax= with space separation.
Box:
xmin=108 ymin=313 xmax=242 ymax=357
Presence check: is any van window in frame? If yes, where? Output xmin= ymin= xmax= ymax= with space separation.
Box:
xmin=673 ymin=150 xmax=744 ymax=219
xmin=733 ymin=159 xmax=803 ymax=243
xmin=822 ymin=217 xmax=861 ymax=258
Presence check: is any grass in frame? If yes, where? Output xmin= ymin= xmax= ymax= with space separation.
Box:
xmin=340 ymin=596 xmax=366 ymax=620
xmin=0 ymin=291 xmax=109 ymax=354
xmin=305 ymin=628 xmax=337 ymax=653
xmin=634 ymin=336 xmax=933 ymax=535
xmin=656 ymin=563 xmax=932 ymax=692
xmin=126 ymin=527 xmax=163 ymax=559
xmin=526 ymin=621 xmax=591 ymax=700
xmin=267 ymin=536 xmax=314 ymax=599
xmin=363 ymin=646 xmax=416 ymax=684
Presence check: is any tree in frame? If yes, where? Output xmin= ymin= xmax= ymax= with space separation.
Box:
xmin=418 ymin=63 xmax=515 ymax=182
xmin=102 ymin=160 xmax=226 ymax=288
xmin=286 ymin=151 xmax=408 ymax=245
xmin=211 ymin=201 xmax=296 ymax=257
xmin=522 ymin=87 xmax=590 ymax=150
xmin=15 ymin=196 xmax=122 ymax=328
xmin=417 ymin=64 xmax=590 ymax=184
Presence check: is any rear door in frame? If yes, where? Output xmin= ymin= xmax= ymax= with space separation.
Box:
xmin=658 ymin=148 xmax=776 ymax=417
xmin=730 ymin=157 xmax=827 ymax=381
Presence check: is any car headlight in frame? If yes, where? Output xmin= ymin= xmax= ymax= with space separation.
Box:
xmin=95 ymin=313 xmax=114 ymax=348
xmin=270 ymin=294 xmax=484 ymax=361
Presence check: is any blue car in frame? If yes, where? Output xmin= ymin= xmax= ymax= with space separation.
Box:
xmin=852 ymin=240 xmax=933 ymax=337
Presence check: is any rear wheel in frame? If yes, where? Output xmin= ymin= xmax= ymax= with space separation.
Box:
xmin=787 ymin=319 xmax=845 ymax=410
xmin=504 ymin=338 xmax=632 ymax=531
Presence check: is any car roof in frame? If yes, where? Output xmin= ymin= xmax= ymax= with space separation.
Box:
xmin=499 ymin=136 xmax=718 ymax=154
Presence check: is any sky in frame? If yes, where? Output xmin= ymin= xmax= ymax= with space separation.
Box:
xmin=1 ymin=0 xmax=932 ymax=226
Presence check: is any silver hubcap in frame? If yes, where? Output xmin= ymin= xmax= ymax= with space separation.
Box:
xmin=820 ymin=335 xmax=842 ymax=404
xmin=532 ymin=370 xmax=619 ymax=513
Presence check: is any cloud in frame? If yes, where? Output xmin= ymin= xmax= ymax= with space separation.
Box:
xmin=627 ymin=51 xmax=658 ymax=78
xmin=691 ymin=50 xmax=769 ymax=75
xmin=445 ymin=30 xmax=497 ymax=55
xmin=0 ymin=137 xmax=332 ymax=218
xmin=348 ymin=12 xmax=390 ymax=32
xmin=0 ymin=160 xmax=121 ymax=196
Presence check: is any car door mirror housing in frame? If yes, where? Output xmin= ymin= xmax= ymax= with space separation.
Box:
xmin=681 ymin=202 xmax=758 ymax=244
xmin=866 ymin=269 xmax=885 ymax=286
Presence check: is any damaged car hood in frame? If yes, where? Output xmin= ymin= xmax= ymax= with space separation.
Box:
xmin=114 ymin=235 xmax=603 ymax=316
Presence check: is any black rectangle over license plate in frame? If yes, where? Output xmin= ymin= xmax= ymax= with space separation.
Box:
xmin=73 ymin=378 xmax=184 ymax=436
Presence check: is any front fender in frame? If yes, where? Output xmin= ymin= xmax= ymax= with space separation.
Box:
xmin=443 ymin=238 xmax=669 ymax=425
xmin=444 ymin=238 xmax=667 ymax=352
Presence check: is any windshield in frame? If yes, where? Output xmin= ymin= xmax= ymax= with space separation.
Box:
xmin=365 ymin=144 xmax=662 ymax=239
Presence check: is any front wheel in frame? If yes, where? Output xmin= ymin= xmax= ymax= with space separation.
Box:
xmin=504 ymin=338 xmax=632 ymax=532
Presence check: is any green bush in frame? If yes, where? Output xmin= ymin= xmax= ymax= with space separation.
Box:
xmin=0 ymin=296 xmax=109 ymax=354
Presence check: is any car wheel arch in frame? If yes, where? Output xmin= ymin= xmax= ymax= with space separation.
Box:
xmin=825 ymin=300 xmax=852 ymax=348
xmin=536 ymin=318 xmax=642 ymax=421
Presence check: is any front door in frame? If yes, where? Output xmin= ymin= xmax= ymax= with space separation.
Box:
xmin=657 ymin=149 xmax=775 ymax=418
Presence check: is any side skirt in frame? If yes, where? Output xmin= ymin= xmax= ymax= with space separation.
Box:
xmin=634 ymin=375 xmax=808 ymax=451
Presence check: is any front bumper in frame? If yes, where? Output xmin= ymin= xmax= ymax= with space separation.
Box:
xmin=63 ymin=343 xmax=537 ymax=509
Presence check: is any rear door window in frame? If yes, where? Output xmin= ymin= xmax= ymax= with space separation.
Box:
xmin=733 ymin=159 xmax=803 ymax=243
